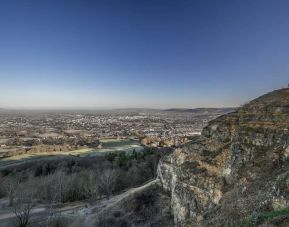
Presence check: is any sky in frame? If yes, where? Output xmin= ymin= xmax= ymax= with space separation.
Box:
xmin=0 ymin=0 xmax=289 ymax=109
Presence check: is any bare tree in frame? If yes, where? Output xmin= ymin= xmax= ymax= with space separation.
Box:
xmin=98 ymin=169 xmax=118 ymax=197
xmin=46 ymin=177 xmax=60 ymax=227
xmin=83 ymin=170 xmax=99 ymax=200
xmin=54 ymin=170 xmax=68 ymax=203
xmin=3 ymin=176 xmax=20 ymax=206
xmin=12 ymin=183 xmax=35 ymax=227
xmin=0 ymin=179 xmax=3 ymax=199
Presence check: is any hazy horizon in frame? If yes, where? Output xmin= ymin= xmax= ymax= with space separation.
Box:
xmin=0 ymin=106 xmax=237 ymax=111
xmin=1 ymin=0 xmax=289 ymax=109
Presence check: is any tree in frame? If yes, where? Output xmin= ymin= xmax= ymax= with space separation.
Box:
xmin=45 ymin=175 xmax=61 ymax=227
xmin=105 ymin=152 xmax=117 ymax=162
xmin=12 ymin=183 xmax=35 ymax=227
xmin=98 ymin=169 xmax=118 ymax=197
xmin=54 ymin=171 xmax=68 ymax=203
xmin=80 ymin=170 xmax=99 ymax=200
xmin=3 ymin=176 xmax=20 ymax=206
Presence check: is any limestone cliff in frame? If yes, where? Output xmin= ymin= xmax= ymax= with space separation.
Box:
xmin=157 ymin=88 xmax=289 ymax=226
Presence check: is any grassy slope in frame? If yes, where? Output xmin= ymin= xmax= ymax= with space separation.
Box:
xmin=0 ymin=139 xmax=143 ymax=169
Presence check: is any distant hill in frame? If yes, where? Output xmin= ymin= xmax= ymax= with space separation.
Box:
xmin=112 ymin=108 xmax=161 ymax=113
xmin=112 ymin=107 xmax=236 ymax=114
xmin=164 ymin=107 xmax=236 ymax=115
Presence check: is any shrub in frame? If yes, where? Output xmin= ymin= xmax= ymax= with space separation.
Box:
xmin=238 ymin=208 xmax=289 ymax=226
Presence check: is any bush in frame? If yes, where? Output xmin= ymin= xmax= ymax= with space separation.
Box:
xmin=238 ymin=208 xmax=289 ymax=227
xmin=95 ymin=211 xmax=128 ymax=227
xmin=0 ymin=148 xmax=160 ymax=204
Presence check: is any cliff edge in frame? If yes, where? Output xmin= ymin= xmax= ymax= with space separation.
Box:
xmin=158 ymin=88 xmax=289 ymax=226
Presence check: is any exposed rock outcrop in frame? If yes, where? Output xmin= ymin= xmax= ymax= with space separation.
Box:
xmin=157 ymin=88 xmax=289 ymax=226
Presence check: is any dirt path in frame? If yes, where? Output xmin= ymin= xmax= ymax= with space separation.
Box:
xmin=0 ymin=201 xmax=87 ymax=226
xmin=0 ymin=179 xmax=159 ymax=227
xmin=83 ymin=179 xmax=159 ymax=226
xmin=92 ymin=179 xmax=158 ymax=214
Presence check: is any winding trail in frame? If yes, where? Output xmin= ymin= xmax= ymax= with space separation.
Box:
xmin=0 ymin=179 xmax=159 ymax=227
xmin=83 ymin=179 xmax=159 ymax=226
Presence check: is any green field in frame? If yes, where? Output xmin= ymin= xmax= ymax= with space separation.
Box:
xmin=0 ymin=139 xmax=143 ymax=169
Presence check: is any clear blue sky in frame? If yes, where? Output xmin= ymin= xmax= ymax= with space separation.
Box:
xmin=1 ymin=0 xmax=289 ymax=109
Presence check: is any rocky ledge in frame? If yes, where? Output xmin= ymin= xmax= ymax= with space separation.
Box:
xmin=157 ymin=88 xmax=289 ymax=226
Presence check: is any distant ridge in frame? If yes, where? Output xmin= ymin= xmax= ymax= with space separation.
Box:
xmin=164 ymin=107 xmax=236 ymax=115
xmin=110 ymin=108 xmax=236 ymax=114
xmin=112 ymin=108 xmax=161 ymax=113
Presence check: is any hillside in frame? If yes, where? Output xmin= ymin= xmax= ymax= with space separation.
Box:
xmin=158 ymin=88 xmax=289 ymax=226
xmin=164 ymin=108 xmax=236 ymax=115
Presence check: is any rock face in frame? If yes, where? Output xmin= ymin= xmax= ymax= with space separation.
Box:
xmin=157 ymin=88 xmax=289 ymax=226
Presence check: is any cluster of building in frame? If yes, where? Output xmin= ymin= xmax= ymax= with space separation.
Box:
xmin=0 ymin=109 xmax=228 ymax=157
